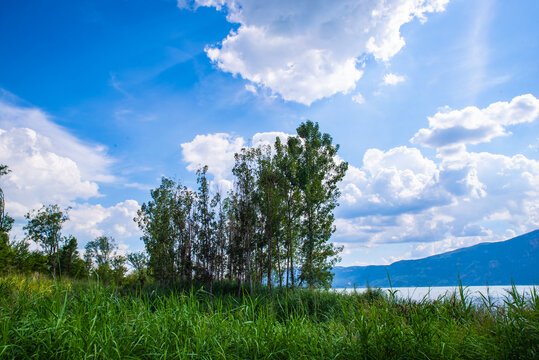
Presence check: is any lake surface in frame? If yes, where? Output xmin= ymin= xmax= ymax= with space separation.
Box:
xmin=334 ymin=285 xmax=537 ymax=304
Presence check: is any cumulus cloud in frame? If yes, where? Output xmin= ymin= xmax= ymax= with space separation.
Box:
xmin=0 ymin=100 xmax=115 ymax=183
xmin=337 ymin=95 xmax=539 ymax=264
xmin=0 ymin=127 xmax=101 ymax=217
xmin=0 ymin=100 xmax=121 ymax=217
xmin=181 ymin=133 xmax=245 ymax=183
xmin=66 ymin=200 xmax=142 ymax=242
xmin=383 ymin=73 xmax=405 ymax=85
xmin=411 ymin=94 xmax=539 ymax=149
xmin=251 ymin=131 xmax=291 ymax=148
xmin=339 ymin=146 xmax=451 ymax=217
xmin=0 ymin=99 xmax=144 ymax=252
xmin=182 ymin=0 xmax=449 ymax=105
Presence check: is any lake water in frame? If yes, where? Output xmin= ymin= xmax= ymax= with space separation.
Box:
xmin=333 ymin=285 xmax=537 ymax=304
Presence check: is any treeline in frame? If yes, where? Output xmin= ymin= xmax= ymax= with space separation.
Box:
xmin=0 ymin=121 xmax=348 ymax=290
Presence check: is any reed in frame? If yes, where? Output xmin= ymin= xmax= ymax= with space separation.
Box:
xmin=0 ymin=275 xmax=537 ymax=359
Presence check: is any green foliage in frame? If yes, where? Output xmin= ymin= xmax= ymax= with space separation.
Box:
xmin=85 ymin=236 xmax=126 ymax=284
xmin=0 ymin=163 xmax=14 ymax=250
xmin=24 ymin=204 xmax=70 ymax=275
xmin=0 ymin=232 xmax=14 ymax=273
xmin=295 ymin=121 xmax=348 ymax=287
xmin=127 ymin=251 xmax=148 ymax=287
xmin=134 ymin=121 xmax=347 ymax=292
xmin=0 ymin=164 xmax=9 ymax=177
xmin=0 ymin=214 xmax=13 ymax=236
xmin=59 ymin=236 xmax=87 ymax=279
xmin=135 ymin=177 xmax=195 ymax=286
xmin=0 ymin=277 xmax=537 ymax=359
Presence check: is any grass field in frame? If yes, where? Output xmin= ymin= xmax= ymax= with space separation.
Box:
xmin=0 ymin=274 xmax=537 ymax=359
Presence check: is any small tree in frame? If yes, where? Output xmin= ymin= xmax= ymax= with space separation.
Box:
xmin=59 ymin=236 xmax=86 ymax=278
xmin=0 ymin=164 xmax=14 ymax=247
xmin=85 ymin=236 xmax=117 ymax=267
xmin=127 ymin=251 xmax=148 ymax=287
xmin=24 ymin=204 xmax=70 ymax=276
xmin=85 ymin=236 xmax=124 ymax=283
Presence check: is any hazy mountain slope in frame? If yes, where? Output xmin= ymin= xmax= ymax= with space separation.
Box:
xmin=332 ymin=230 xmax=539 ymax=287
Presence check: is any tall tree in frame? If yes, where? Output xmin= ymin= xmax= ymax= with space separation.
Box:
xmin=232 ymin=147 xmax=259 ymax=295
xmin=135 ymin=177 xmax=179 ymax=285
xmin=177 ymin=186 xmax=195 ymax=284
xmin=136 ymin=177 xmax=196 ymax=285
xmin=256 ymin=145 xmax=282 ymax=289
xmin=195 ymin=166 xmax=216 ymax=289
xmin=211 ymin=192 xmax=227 ymax=282
xmin=24 ymin=204 xmax=69 ymax=276
xmin=295 ymin=121 xmax=348 ymax=287
xmin=275 ymin=137 xmax=302 ymax=287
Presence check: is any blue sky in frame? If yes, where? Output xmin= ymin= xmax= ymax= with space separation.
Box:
xmin=1 ymin=0 xmax=538 ymax=265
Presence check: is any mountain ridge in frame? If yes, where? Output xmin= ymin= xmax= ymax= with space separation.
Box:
xmin=332 ymin=229 xmax=539 ymax=287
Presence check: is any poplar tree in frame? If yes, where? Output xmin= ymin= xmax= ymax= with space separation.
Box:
xmin=135 ymin=177 xmax=178 ymax=285
xmin=211 ymin=192 xmax=227 ymax=281
xmin=195 ymin=166 xmax=216 ymax=289
xmin=232 ymin=147 xmax=259 ymax=295
xmin=256 ymin=145 xmax=282 ymax=289
xmin=176 ymin=185 xmax=195 ymax=283
xmin=274 ymin=137 xmax=302 ymax=287
xmin=295 ymin=121 xmax=348 ymax=287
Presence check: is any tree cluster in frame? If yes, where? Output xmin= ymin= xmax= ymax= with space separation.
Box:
xmin=136 ymin=121 xmax=348 ymax=291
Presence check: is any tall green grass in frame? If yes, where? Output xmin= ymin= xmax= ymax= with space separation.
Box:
xmin=0 ymin=275 xmax=537 ymax=359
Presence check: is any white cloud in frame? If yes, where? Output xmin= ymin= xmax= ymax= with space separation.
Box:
xmin=184 ymin=0 xmax=449 ymax=105
xmin=251 ymin=131 xmax=291 ymax=148
xmin=411 ymin=94 xmax=539 ymax=149
xmin=352 ymin=92 xmax=365 ymax=104
xmin=0 ymin=127 xmax=100 ymax=217
xmin=383 ymin=73 xmax=405 ymax=85
xmin=66 ymin=200 xmax=141 ymax=242
xmin=338 ymin=147 xmax=539 ymax=248
xmin=0 ymin=100 xmax=116 ymax=183
xmin=244 ymin=84 xmax=257 ymax=94
xmin=0 ymin=100 xmax=120 ymax=217
xmin=0 ymin=99 xmax=144 ymax=252
xmin=180 ymin=133 xmax=245 ymax=183
xmin=337 ymin=96 xmax=539 ymax=263
xmin=339 ymin=146 xmax=451 ymax=217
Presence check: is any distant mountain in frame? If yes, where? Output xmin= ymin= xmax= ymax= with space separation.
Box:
xmin=332 ymin=230 xmax=539 ymax=288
